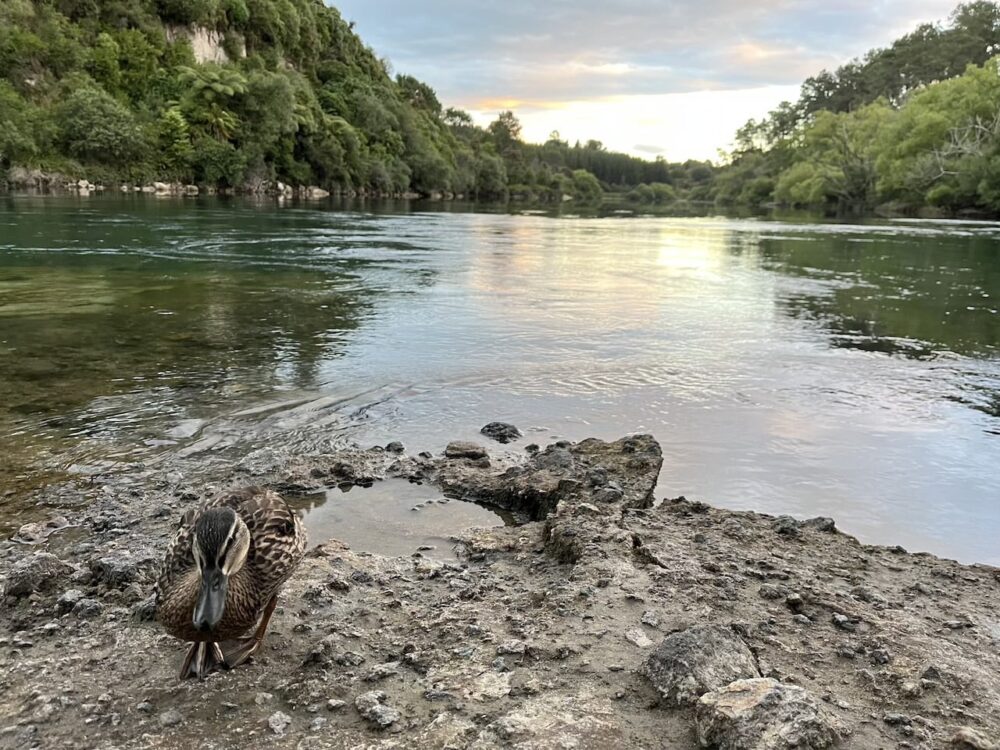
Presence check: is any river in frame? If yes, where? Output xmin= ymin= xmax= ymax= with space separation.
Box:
xmin=1 ymin=195 xmax=998 ymax=563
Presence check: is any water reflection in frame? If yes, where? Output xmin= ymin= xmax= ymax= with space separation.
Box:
xmin=0 ymin=197 xmax=998 ymax=564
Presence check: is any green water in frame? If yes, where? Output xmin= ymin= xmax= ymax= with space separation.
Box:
xmin=1 ymin=195 xmax=998 ymax=562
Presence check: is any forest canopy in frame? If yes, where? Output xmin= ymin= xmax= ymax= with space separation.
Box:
xmin=714 ymin=1 xmax=1000 ymax=214
xmin=0 ymin=0 xmax=713 ymax=201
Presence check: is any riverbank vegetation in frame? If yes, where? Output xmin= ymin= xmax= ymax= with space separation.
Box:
xmin=0 ymin=0 xmax=713 ymax=202
xmin=714 ymin=1 xmax=1000 ymax=215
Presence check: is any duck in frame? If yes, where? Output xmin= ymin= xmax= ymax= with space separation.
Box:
xmin=155 ymin=487 xmax=307 ymax=679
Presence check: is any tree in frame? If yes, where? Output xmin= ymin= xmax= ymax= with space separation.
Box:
xmin=55 ymin=78 xmax=145 ymax=164
xmin=488 ymin=110 xmax=522 ymax=155
xmin=0 ymin=81 xmax=37 ymax=167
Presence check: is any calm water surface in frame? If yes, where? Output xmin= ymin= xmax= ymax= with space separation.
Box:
xmin=1 ymin=196 xmax=998 ymax=562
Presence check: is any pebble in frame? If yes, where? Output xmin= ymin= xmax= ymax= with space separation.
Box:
xmin=268 ymin=711 xmax=292 ymax=735
xmin=158 ymin=709 xmax=183 ymax=728
xmin=355 ymin=691 xmax=400 ymax=729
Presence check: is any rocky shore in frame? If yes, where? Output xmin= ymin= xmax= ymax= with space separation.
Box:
xmin=1 ymin=433 xmax=998 ymax=749
xmin=2 ymin=167 xmax=454 ymax=201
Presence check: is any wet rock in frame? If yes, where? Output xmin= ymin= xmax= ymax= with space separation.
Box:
xmin=696 ymin=678 xmax=842 ymax=749
xmin=645 ymin=625 xmax=761 ymax=705
xmin=445 ymin=441 xmax=488 ymax=460
xmin=13 ymin=516 xmax=70 ymax=544
xmin=480 ymin=422 xmax=522 ymax=444
xmin=5 ymin=553 xmax=74 ymax=597
xmin=385 ymin=441 xmax=405 ymax=454
xmin=268 ymin=711 xmax=292 ymax=735
xmin=355 ymin=690 xmax=400 ymax=729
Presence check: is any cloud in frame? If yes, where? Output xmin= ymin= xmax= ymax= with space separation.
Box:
xmin=331 ymin=0 xmax=960 ymax=158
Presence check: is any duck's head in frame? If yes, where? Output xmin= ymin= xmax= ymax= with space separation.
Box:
xmin=192 ymin=507 xmax=250 ymax=632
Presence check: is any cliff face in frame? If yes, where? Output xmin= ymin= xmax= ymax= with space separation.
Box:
xmin=164 ymin=26 xmax=244 ymax=65
xmin=1 ymin=434 xmax=998 ymax=749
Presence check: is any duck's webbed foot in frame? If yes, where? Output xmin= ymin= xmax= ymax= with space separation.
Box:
xmin=179 ymin=641 xmax=227 ymax=680
xmin=222 ymin=594 xmax=278 ymax=669
xmin=221 ymin=636 xmax=262 ymax=669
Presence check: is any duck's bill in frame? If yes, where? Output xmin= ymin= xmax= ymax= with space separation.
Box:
xmin=193 ymin=568 xmax=228 ymax=632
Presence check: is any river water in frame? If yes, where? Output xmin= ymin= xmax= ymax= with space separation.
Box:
xmin=1 ymin=195 xmax=998 ymax=563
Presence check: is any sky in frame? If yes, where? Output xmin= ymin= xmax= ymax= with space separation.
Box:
xmin=333 ymin=1 xmax=962 ymax=162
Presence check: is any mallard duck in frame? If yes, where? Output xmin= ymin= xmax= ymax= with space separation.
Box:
xmin=155 ymin=487 xmax=307 ymax=679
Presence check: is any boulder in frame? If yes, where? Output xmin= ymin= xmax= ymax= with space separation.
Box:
xmin=480 ymin=422 xmax=523 ymax=444
xmin=305 ymin=186 xmax=330 ymax=199
xmin=645 ymin=625 xmax=760 ymax=705
xmin=696 ymin=678 xmax=842 ymax=750
xmin=4 ymin=553 xmax=74 ymax=597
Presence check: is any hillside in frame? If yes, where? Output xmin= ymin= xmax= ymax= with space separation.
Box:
xmin=0 ymin=0 xmax=712 ymax=202
xmin=714 ymin=1 xmax=1000 ymax=215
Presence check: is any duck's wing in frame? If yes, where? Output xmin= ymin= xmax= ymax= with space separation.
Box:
xmin=232 ymin=488 xmax=308 ymax=594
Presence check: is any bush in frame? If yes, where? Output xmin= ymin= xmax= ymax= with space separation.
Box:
xmin=55 ymin=79 xmax=146 ymax=165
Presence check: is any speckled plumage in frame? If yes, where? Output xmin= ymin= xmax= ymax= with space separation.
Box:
xmin=155 ymin=487 xmax=306 ymax=643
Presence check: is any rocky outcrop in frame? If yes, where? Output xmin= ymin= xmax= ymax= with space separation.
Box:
xmin=0 ymin=434 xmax=998 ymax=749
xmin=696 ymin=678 xmax=843 ymax=749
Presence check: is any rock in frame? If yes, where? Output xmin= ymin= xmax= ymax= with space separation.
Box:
xmin=365 ymin=661 xmax=401 ymax=681
xmin=831 ymin=613 xmax=859 ymax=631
xmin=445 ymin=441 xmax=488 ymax=460
xmin=73 ymin=598 xmax=104 ymax=617
xmin=158 ymin=709 xmax=183 ymax=728
xmin=90 ymin=553 xmax=141 ymax=587
xmin=13 ymin=516 xmax=70 ymax=544
xmin=644 ymin=625 xmax=761 ymax=705
xmin=883 ymin=712 xmax=911 ymax=726
xmin=625 ymin=628 xmax=654 ymax=648
xmin=696 ymin=678 xmax=842 ymax=749
xmin=304 ymin=186 xmax=330 ymax=199
xmin=5 ymin=553 xmax=73 ymax=597
xmin=802 ymin=517 xmax=836 ymax=533
xmin=57 ymin=589 xmax=85 ymax=613
xmin=355 ymin=690 xmax=400 ymax=729
xmin=130 ymin=594 xmax=157 ymax=622
xmin=385 ymin=441 xmax=405 ymax=454
xmin=951 ymin=727 xmax=998 ymax=749
xmin=153 ymin=182 xmax=171 ymax=193
xmin=773 ymin=516 xmax=800 ymax=536
xmin=326 ymin=699 xmax=346 ymax=711
xmin=497 ymin=640 xmax=527 ymax=655
xmin=759 ymin=584 xmax=787 ymax=600
xmin=268 ymin=711 xmax=292 ymax=735
xmin=480 ymin=422 xmax=522 ymax=444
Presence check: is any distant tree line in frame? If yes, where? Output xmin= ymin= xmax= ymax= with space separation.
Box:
xmin=0 ymin=0 xmax=714 ymax=204
xmin=713 ymin=1 xmax=1000 ymax=215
